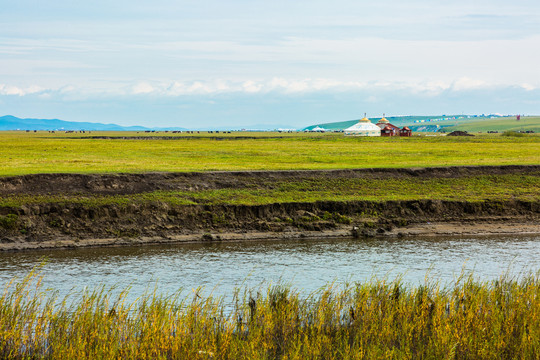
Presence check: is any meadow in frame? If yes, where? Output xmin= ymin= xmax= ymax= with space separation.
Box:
xmin=442 ymin=116 xmax=540 ymax=133
xmin=1 ymin=173 xmax=539 ymax=208
xmin=0 ymin=269 xmax=538 ymax=359
xmin=0 ymin=131 xmax=539 ymax=176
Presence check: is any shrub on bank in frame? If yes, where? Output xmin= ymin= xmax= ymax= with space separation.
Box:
xmin=0 ymin=214 xmax=18 ymax=230
xmin=0 ymin=269 xmax=538 ymax=359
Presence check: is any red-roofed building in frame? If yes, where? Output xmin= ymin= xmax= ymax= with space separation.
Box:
xmin=399 ymin=126 xmax=412 ymax=137
xmin=376 ymin=116 xmax=399 ymax=136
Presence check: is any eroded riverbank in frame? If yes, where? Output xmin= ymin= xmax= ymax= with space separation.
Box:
xmin=1 ymin=165 xmax=539 ymax=251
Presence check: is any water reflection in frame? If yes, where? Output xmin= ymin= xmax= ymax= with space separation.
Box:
xmin=0 ymin=235 xmax=538 ymax=302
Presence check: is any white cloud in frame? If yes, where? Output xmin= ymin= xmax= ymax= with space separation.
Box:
xmin=132 ymin=82 xmax=154 ymax=94
xmin=1 ymin=76 xmax=538 ymax=100
xmin=242 ymin=80 xmax=263 ymax=93
xmin=521 ymin=83 xmax=536 ymax=91
xmin=0 ymin=84 xmax=47 ymax=96
xmin=188 ymin=81 xmax=218 ymax=94
xmin=59 ymin=85 xmax=76 ymax=94
xmin=451 ymin=77 xmax=488 ymax=91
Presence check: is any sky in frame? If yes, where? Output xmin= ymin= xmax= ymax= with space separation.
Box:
xmin=1 ymin=0 xmax=540 ymax=129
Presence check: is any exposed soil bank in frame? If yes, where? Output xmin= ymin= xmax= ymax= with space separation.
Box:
xmin=1 ymin=166 xmax=539 ymax=251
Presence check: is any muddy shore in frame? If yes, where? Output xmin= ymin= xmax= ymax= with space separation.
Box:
xmin=1 ymin=165 xmax=539 ymax=251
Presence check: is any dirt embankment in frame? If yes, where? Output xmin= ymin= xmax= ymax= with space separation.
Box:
xmin=0 ymin=165 xmax=539 ymax=251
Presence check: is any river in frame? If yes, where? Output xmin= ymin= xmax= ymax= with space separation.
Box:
xmin=0 ymin=235 xmax=538 ymax=303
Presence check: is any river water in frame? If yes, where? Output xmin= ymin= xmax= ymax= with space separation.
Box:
xmin=0 ymin=235 xmax=538 ymax=302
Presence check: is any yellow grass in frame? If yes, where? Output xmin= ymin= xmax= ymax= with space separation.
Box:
xmin=1 ymin=268 xmax=538 ymax=359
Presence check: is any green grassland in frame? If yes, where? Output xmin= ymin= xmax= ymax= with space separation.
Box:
xmin=0 ymin=131 xmax=539 ymax=176
xmin=442 ymin=116 xmax=540 ymax=133
xmin=1 ymin=174 xmax=539 ymax=208
xmin=1 ymin=269 xmax=538 ymax=359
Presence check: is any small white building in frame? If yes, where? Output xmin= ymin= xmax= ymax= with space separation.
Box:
xmin=344 ymin=116 xmax=381 ymax=136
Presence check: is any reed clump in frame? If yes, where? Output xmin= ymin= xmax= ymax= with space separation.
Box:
xmin=0 ymin=270 xmax=538 ymax=359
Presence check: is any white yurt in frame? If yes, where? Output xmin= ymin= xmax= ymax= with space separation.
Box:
xmin=344 ymin=116 xmax=381 ymax=136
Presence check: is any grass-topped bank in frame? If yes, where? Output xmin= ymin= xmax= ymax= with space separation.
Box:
xmin=1 ymin=173 xmax=539 ymax=208
xmin=0 ymin=131 xmax=539 ymax=175
xmin=0 ymin=167 xmax=538 ymax=246
xmin=1 ymin=269 xmax=539 ymax=359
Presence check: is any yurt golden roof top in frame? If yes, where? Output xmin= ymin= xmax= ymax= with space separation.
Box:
xmin=359 ymin=113 xmax=370 ymax=122
xmin=377 ymin=114 xmax=389 ymax=124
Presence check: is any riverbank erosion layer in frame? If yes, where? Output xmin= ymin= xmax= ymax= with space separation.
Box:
xmin=1 ymin=165 xmax=539 ymax=250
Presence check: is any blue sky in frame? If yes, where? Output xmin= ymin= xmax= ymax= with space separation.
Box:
xmin=1 ymin=0 xmax=540 ymax=128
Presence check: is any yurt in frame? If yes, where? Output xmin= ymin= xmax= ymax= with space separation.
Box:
xmin=344 ymin=116 xmax=381 ymax=136
xmin=376 ymin=115 xmax=399 ymax=136
xmin=376 ymin=116 xmax=390 ymax=127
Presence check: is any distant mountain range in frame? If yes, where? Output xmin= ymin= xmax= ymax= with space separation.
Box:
xmin=0 ymin=115 xmax=295 ymax=131
xmin=0 ymin=115 xmax=188 ymax=131
xmin=3 ymin=114 xmax=516 ymax=133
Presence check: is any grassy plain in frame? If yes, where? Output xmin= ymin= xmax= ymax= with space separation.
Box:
xmin=443 ymin=116 xmax=540 ymax=133
xmin=0 ymin=131 xmax=539 ymax=176
xmin=1 ymin=174 xmax=539 ymax=208
xmin=1 ymin=269 xmax=538 ymax=359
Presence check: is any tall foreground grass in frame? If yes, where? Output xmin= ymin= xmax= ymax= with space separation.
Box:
xmin=1 ymin=269 xmax=538 ymax=359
